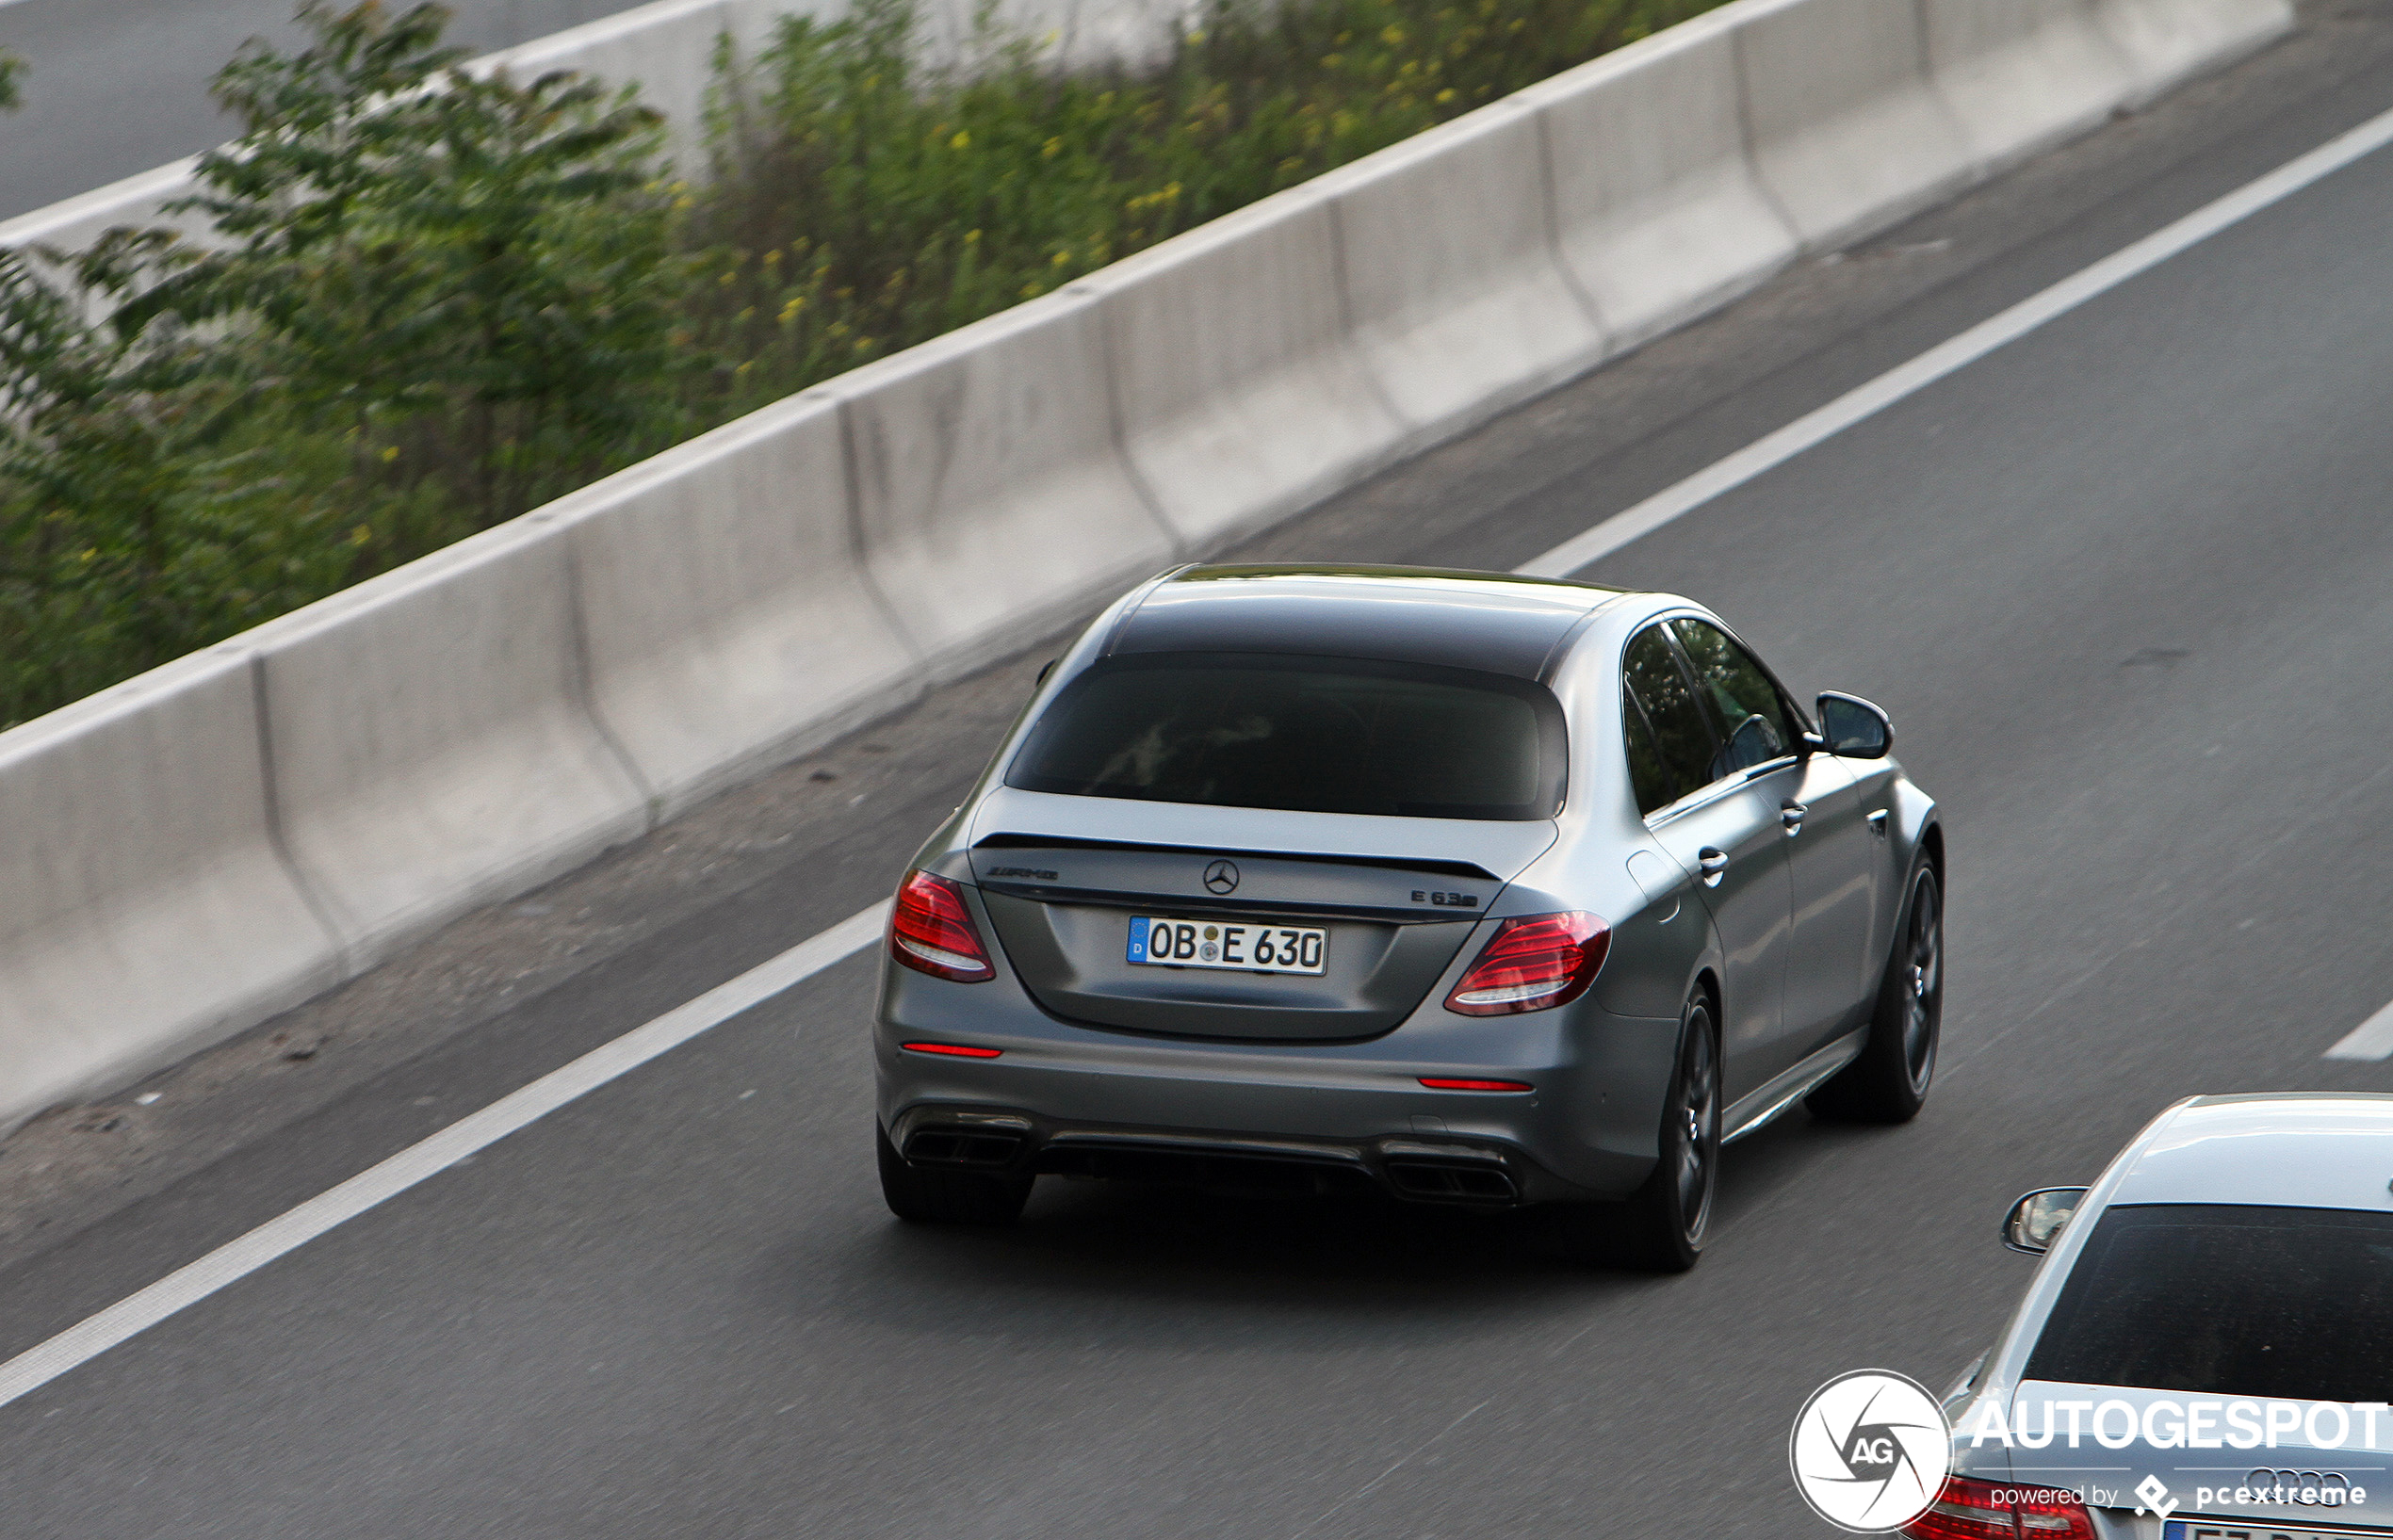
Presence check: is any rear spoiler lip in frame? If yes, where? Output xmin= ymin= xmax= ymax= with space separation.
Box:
xmin=970 ymin=832 xmax=1501 ymax=883
xmin=976 ymin=881 xmax=1471 ymax=926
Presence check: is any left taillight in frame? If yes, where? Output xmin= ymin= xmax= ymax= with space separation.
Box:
xmin=1443 ymin=911 xmax=1609 ymax=1016
xmin=888 ymin=870 xmax=995 ymax=982
xmin=1902 ymin=1476 xmax=2096 ymax=1540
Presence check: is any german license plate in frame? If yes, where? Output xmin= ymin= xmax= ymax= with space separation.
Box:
xmin=2169 ymin=1522 xmax=2382 ymax=1540
xmin=1128 ymin=916 xmax=1327 ymax=975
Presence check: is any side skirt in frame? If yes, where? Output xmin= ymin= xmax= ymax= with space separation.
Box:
xmin=1720 ymin=1029 xmax=1866 ymax=1144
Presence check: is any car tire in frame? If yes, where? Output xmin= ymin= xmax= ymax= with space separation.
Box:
xmin=1615 ymin=990 xmax=1721 ymax=1273
xmin=876 ymin=1124 xmax=1034 ymax=1224
xmin=1807 ymin=858 xmax=1942 ymax=1125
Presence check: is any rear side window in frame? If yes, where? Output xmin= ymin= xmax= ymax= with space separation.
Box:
xmin=1670 ymin=618 xmax=1803 ymax=778
xmin=1621 ymin=626 xmax=1716 ymax=815
xmin=1008 ymin=654 xmax=1566 ymax=819
xmin=2025 ymin=1204 xmax=2393 ymax=1402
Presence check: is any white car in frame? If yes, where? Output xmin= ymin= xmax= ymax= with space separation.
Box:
xmin=1920 ymin=1094 xmax=2393 ymax=1540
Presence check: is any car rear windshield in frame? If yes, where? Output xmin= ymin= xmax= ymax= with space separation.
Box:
xmin=2025 ymin=1204 xmax=2393 ymax=1402
xmin=1007 ymin=653 xmax=1567 ymax=819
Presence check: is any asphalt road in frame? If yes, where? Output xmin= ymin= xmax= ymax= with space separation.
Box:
xmin=0 ymin=0 xmax=649 ymax=221
xmin=7 ymin=9 xmax=2393 ymax=1538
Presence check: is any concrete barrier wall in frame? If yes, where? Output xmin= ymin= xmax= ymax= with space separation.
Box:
xmin=250 ymin=521 xmax=653 ymax=972
xmin=834 ymin=292 xmax=1179 ymax=681
xmin=1527 ymin=10 xmax=1797 ymax=353
xmin=1327 ymin=105 xmax=1608 ymax=438
xmin=1925 ymin=1 xmax=2135 ymax=175
xmin=1083 ymin=192 xmax=1406 ymax=552
xmin=0 ymin=0 xmax=2295 ymax=1131
xmin=2095 ymin=0 xmax=2294 ymax=105
xmin=0 ymin=653 xmax=344 ymax=1117
xmin=564 ymin=394 xmax=921 ymax=821
xmin=1738 ymin=0 xmax=1978 ymax=252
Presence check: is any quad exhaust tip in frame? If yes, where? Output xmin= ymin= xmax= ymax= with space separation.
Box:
xmin=903 ymin=1129 xmax=1028 ymax=1167
xmin=1383 ymin=1159 xmax=1519 ymax=1204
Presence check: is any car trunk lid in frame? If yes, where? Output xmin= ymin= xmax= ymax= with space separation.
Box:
xmin=966 ymin=788 xmax=1555 ymax=1039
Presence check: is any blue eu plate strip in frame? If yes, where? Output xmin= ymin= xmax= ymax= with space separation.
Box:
xmin=1127 ymin=915 xmax=1149 ymax=964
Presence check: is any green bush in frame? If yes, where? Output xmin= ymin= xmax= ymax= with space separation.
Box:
xmin=2 ymin=3 xmax=686 ymax=726
xmin=1 ymin=0 xmax=1722 ymax=728
xmin=683 ymin=0 xmax=1719 ymax=418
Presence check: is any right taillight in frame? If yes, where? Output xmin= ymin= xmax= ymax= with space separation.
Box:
xmin=888 ymin=870 xmax=995 ymax=982
xmin=1443 ymin=912 xmax=1609 ymax=1016
xmin=1903 ymin=1477 xmax=2096 ymax=1540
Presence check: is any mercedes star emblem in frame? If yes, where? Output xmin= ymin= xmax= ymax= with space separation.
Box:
xmin=1203 ymin=859 xmax=1240 ymax=895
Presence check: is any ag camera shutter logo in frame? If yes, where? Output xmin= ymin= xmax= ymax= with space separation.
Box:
xmin=1789 ymin=1369 xmax=1952 ymax=1532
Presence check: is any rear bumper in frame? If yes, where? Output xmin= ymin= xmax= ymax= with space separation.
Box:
xmin=875 ymin=954 xmax=1683 ymax=1204
xmin=889 ymin=1103 xmax=1567 ymax=1206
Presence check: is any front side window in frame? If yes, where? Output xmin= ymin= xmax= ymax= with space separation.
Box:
xmin=2025 ymin=1204 xmax=2393 ymax=1402
xmin=1007 ymin=654 xmax=1566 ymax=819
xmin=1621 ymin=626 xmax=1716 ymax=815
xmin=1669 ymin=618 xmax=1803 ymax=779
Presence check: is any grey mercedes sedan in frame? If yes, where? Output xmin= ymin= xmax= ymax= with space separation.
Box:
xmin=871 ymin=565 xmax=1943 ymax=1270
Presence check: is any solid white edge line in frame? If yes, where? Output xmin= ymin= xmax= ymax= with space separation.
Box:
xmin=14 ymin=91 xmax=2393 ymax=1426
xmin=2325 ymin=999 xmax=2393 ymax=1062
xmin=1514 ymin=102 xmax=2393 ymax=580
xmin=0 ymin=900 xmax=890 ymax=1415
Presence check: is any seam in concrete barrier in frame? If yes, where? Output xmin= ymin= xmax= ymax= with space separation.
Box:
xmin=562 ymin=520 xmax=665 ymax=832
xmin=1727 ymin=11 xmax=1803 ymax=250
xmin=1322 ymin=193 xmax=1410 ymax=449
xmin=1531 ymin=100 xmax=1613 ymax=349
xmin=1072 ymin=278 xmax=1186 ymax=560
xmin=829 ymin=388 xmax=932 ymax=679
xmin=244 ymin=650 xmax=354 ymax=971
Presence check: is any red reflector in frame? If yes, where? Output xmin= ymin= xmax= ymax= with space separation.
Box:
xmin=1418 ymin=1078 xmax=1534 ymax=1093
xmin=1901 ymin=1476 xmax=2095 ymax=1540
xmin=901 ymin=1042 xmax=1002 ymax=1060
xmin=888 ymin=869 xmax=995 ymax=982
xmin=1444 ymin=912 xmax=1609 ymax=1016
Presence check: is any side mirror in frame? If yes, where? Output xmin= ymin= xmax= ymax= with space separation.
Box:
xmin=1816 ymin=691 xmax=1893 ymax=758
xmin=2002 ymin=1187 xmax=2087 ymax=1255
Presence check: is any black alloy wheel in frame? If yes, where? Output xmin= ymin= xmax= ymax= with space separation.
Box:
xmin=1620 ymin=991 xmax=1719 ymax=1273
xmin=1809 ymin=859 xmax=1943 ymax=1124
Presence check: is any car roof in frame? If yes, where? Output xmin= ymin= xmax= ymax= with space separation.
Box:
xmin=1105 ymin=564 xmax=1633 ymax=681
xmin=2107 ymin=1093 xmax=2393 ymax=1211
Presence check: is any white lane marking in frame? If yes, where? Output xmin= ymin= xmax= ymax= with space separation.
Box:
xmin=16 ymin=93 xmax=2393 ymax=1428
xmin=2326 ymin=999 xmax=2393 ymax=1061
xmin=0 ymin=902 xmax=889 ymax=1416
xmin=1515 ymin=103 xmax=2393 ymax=580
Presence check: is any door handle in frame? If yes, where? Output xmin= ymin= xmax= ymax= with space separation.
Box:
xmin=1698 ymin=848 xmax=1728 ymax=886
xmin=1781 ymin=799 xmax=1806 ymax=834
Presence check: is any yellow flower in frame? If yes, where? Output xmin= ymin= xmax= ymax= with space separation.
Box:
xmin=1435 ymin=88 xmax=1456 ymax=104
xmin=950 ymin=129 xmax=970 ymax=150
xmin=780 ymin=296 xmax=806 ymax=322
xmin=1042 ymin=137 xmax=1063 ymax=158
xmin=380 ymin=446 xmax=399 ymax=463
